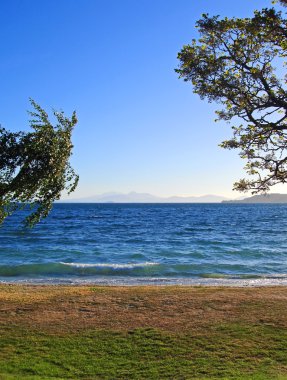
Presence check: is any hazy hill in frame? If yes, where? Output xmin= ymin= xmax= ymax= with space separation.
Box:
xmin=62 ymin=191 xmax=230 ymax=203
xmin=222 ymin=193 xmax=287 ymax=203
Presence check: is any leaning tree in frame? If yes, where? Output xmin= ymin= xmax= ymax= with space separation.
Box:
xmin=0 ymin=99 xmax=78 ymax=226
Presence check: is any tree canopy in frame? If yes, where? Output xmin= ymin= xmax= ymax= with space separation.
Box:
xmin=176 ymin=4 xmax=287 ymax=193
xmin=0 ymin=100 xmax=78 ymax=226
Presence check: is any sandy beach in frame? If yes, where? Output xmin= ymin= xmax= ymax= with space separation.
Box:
xmin=1 ymin=284 xmax=287 ymax=332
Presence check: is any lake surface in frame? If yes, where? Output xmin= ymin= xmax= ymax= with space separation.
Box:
xmin=1 ymin=203 xmax=287 ymax=286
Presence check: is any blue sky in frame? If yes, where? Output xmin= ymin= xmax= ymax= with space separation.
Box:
xmin=1 ymin=0 xmax=284 ymax=199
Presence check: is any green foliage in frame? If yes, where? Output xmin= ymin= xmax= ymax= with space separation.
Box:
xmin=176 ymin=6 xmax=287 ymax=193
xmin=275 ymin=0 xmax=287 ymax=7
xmin=0 ymin=99 xmax=78 ymax=226
xmin=0 ymin=325 xmax=287 ymax=379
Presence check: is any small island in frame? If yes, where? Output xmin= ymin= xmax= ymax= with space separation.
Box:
xmin=222 ymin=193 xmax=287 ymax=203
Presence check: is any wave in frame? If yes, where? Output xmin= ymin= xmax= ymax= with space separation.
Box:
xmin=199 ymin=273 xmax=287 ymax=279
xmin=0 ymin=262 xmax=287 ymax=282
xmin=2 ymin=275 xmax=287 ymax=287
xmin=59 ymin=262 xmax=158 ymax=269
xmin=0 ymin=261 xmax=161 ymax=277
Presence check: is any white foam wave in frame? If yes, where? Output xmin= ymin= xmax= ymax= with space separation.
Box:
xmin=59 ymin=262 xmax=159 ymax=269
xmin=3 ymin=276 xmax=287 ymax=286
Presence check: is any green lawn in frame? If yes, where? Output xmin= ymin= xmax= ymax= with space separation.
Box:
xmin=1 ymin=323 xmax=287 ymax=379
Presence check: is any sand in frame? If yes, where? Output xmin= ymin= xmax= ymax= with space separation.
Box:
xmin=0 ymin=284 xmax=286 ymax=333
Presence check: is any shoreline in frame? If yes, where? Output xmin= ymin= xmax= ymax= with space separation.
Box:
xmin=1 ymin=275 xmax=287 ymax=287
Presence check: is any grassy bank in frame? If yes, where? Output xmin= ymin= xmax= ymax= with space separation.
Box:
xmin=0 ymin=285 xmax=287 ymax=379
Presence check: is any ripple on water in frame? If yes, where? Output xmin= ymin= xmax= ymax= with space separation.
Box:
xmin=1 ymin=203 xmax=287 ymax=283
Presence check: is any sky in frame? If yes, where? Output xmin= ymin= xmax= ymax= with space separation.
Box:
xmin=1 ymin=0 xmax=285 ymax=199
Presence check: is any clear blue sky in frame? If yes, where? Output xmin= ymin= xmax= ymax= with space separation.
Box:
xmin=1 ymin=0 xmax=283 ymax=199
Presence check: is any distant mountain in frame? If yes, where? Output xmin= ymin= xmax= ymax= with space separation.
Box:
xmin=79 ymin=192 xmax=162 ymax=203
xmin=62 ymin=191 xmax=230 ymax=203
xmin=222 ymin=193 xmax=287 ymax=203
xmin=165 ymin=194 xmax=229 ymax=203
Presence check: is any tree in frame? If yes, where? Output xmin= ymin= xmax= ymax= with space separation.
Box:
xmin=0 ymin=99 xmax=79 ymax=226
xmin=176 ymin=4 xmax=287 ymax=193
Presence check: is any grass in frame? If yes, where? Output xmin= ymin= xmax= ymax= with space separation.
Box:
xmin=1 ymin=285 xmax=287 ymax=379
xmin=0 ymin=323 xmax=287 ymax=379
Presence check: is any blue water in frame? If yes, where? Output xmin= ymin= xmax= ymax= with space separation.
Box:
xmin=1 ymin=203 xmax=287 ymax=285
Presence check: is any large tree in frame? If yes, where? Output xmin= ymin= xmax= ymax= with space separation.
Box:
xmin=176 ymin=4 xmax=287 ymax=193
xmin=0 ymin=100 xmax=78 ymax=226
